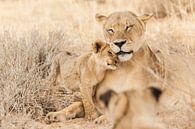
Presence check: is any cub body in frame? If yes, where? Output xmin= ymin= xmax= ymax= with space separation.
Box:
xmin=79 ymin=40 xmax=118 ymax=119
xmin=46 ymin=40 xmax=118 ymax=121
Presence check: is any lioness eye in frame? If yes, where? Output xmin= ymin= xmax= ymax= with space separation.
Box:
xmin=125 ymin=25 xmax=134 ymax=32
xmin=107 ymin=29 xmax=114 ymax=34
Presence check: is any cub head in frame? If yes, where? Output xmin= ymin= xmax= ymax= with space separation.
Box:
xmin=96 ymin=11 xmax=153 ymax=62
xmin=99 ymin=87 xmax=164 ymax=129
xmin=92 ymin=40 xmax=118 ymax=70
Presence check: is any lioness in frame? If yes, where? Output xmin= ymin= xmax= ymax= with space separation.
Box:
xmin=96 ymin=87 xmax=165 ymax=129
xmin=93 ymin=11 xmax=166 ymax=123
xmin=46 ymin=40 xmax=118 ymax=122
xmin=46 ymin=11 xmax=166 ymax=124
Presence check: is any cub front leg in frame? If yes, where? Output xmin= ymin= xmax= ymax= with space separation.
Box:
xmin=80 ymin=84 xmax=99 ymax=120
xmin=45 ymin=101 xmax=84 ymax=123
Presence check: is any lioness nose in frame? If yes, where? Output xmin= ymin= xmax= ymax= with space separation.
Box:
xmin=114 ymin=40 xmax=126 ymax=48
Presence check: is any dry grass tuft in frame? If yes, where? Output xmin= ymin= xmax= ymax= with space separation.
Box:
xmin=0 ymin=30 xmax=81 ymax=123
xmin=0 ymin=31 xmax=50 ymax=115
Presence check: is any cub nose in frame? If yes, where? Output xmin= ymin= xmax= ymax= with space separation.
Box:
xmin=114 ymin=40 xmax=126 ymax=48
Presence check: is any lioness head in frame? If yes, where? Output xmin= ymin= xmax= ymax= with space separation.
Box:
xmin=96 ymin=11 xmax=153 ymax=62
xmin=99 ymin=87 xmax=164 ymax=129
xmin=92 ymin=40 xmax=118 ymax=70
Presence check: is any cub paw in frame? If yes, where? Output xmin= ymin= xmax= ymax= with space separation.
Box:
xmin=94 ymin=115 xmax=108 ymax=124
xmin=85 ymin=111 xmax=99 ymax=120
xmin=45 ymin=111 xmax=76 ymax=123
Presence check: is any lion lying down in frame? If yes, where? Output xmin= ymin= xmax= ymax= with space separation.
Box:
xmin=46 ymin=40 xmax=119 ymax=122
xmin=96 ymin=87 xmax=165 ymax=129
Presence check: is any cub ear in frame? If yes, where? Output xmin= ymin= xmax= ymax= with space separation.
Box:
xmin=95 ymin=13 xmax=108 ymax=24
xmin=138 ymin=13 xmax=153 ymax=24
xmin=92 ymin=40 xmax=105 ymax=53
xmin=148 ymin=87 xmax=162 ymax=102
xmin=99 ymin=90 xmax=115 ymax=107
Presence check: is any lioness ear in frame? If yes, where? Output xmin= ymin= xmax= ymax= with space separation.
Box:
xmin=99 ymin=90 xmax=115 ymax=107
xmin=92 ymin=40 xmax=105 ymax=53
xmin=138 ymin=13 xmax=153 ymax=24
xmin=148 ymin=87 xmax=162 ymax=102
xmin=95 ymin=13 xmax=108 ymax=24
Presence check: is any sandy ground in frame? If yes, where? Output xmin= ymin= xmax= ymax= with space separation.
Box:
xmin=1 ymin=114 xmax=112 ymax=129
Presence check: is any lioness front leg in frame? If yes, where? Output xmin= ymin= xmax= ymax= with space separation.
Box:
xmin=80 ymin=84 xmax=99 ymax=120
xmin=46 ymin=101 xmax=84 ymax=123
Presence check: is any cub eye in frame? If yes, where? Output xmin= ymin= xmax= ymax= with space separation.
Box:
xmin=107 ymin=29 xmax=114 ymax=34
xmin=125 ymin=25 xmax=134 ymax=32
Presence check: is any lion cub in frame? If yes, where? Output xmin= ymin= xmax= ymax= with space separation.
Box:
xmin=79 ymin=40 xmax=118 ymax=120
xmin=46 ymin=40 xmax=118 ymax=122
xmin=98 ymin=87 xmax=165 ymax=129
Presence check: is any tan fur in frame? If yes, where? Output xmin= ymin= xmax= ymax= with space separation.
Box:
xmin=95 ymin=11 xmax=154 ymax=62
xmin=96 ymin=87 xmax=165 ymax=129
xmin=46 ymin=102 xmax=84 ymax=123
xmin=46 ymin=51 xmax=80 ymax=93
xmin=46 ymin=40 xmax=118 ymax=122
xmin=46 ymin=11 xmax=166 ymax=124
xmin=93 ymin=12 xmax=166 ymax=122
xmin=79 ymin=40 xmax=118 ymax=120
